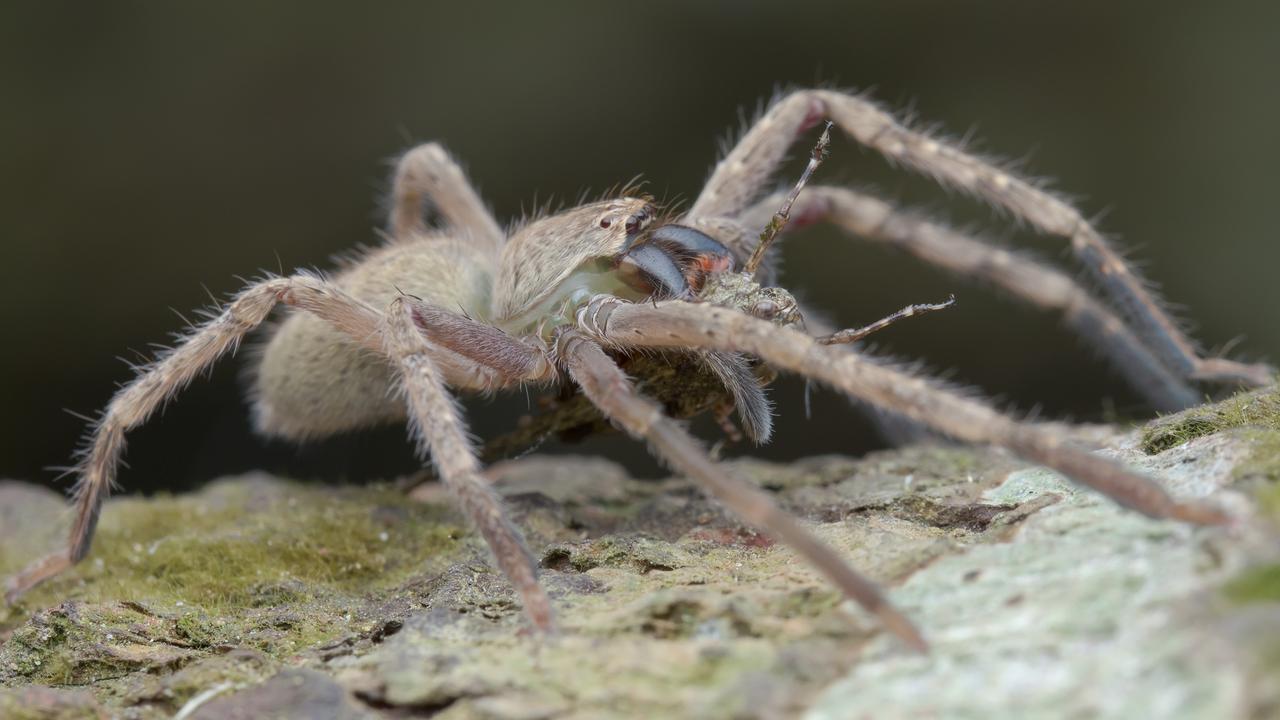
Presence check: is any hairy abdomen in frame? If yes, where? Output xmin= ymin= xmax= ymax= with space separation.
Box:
xmin=251 ymin=236 xmax=495 ymax=441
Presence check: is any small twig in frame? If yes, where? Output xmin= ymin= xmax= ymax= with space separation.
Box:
xmin=816 ymin=295 xmax=957 ymax=345
xmin=173 ymin=682 xmax=235 ymax=720
xmin=743 ymin=121 xmax=834 ymax=276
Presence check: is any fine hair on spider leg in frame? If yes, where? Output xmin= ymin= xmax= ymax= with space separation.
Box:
xmin=690 ymin=88 xmax=1272 ymax=389
xmin=732 ymin=185 xmax=1202 ymax=411
xmin=555 ymin=328 xmax=928 ymax=652
xmin=389 ymin=141 xmax=505 ymax=253
xmin=6 ymin=276 xmax=555 ymax=634
xmin=574 ymin=294 xmax=1231 ymax=527
xmin=6 ymin=275 xmax=379 ymax=601
xmin=697 ymin=349 xmax=774 ymax=443
xmin=383 ymin=298 xmax=553 ymax=632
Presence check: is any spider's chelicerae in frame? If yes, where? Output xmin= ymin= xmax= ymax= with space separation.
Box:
xmin=6 ymin=89 xmax=1273 ymax=652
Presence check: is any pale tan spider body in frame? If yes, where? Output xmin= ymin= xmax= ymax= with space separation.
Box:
xmin=7 ymin=89 xmax=1271 ymax=653
xmin=254 ymin=197 xmax=661 ymax=440
xmin=492 ymin=198 xmax=654 ymax=326
xmin=255 ymin=234 xmax=495 ymax=439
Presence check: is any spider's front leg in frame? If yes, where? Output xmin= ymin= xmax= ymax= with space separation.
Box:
xmin=734 ymin=186 xmax=1202 ymax=412
xmin=383 ymin=298 xmax=553 ymax=631
xmin=690 ymin=88 xmax=1272 ymax=390
xmin=555 ymin=328 xmax=928 ymax=652
xmin=575 ymin=295 xmax=1231 ymax=527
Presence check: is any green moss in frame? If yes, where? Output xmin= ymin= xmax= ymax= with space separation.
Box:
xmin=1258 ymin=480 xmax=1280 ymax=522
xmin=885 ymin=495 xmax=1014 ymax=532
xmin=172 ymin=611 xmax=217 ymax=647
xmin=1 ymin=603 xmax=177 ymax=685
xmin=4 ymin=611 xmax=74 ymax=680
xmin=0 ymin=477 xmax=475 ymax=690
xmin=1238 ymin=428 xmax=1280 ymax=487
xmin=1140 ymin=390 xmax=1280 ymax=455
xmin=1139 ymin=391 xmax=1280 ymax=524
xmin=1223 ymin=564 xmax=1280 ymax=605
xmin=2 ymin=438 xmax=1273 ymax=715
xmin=542 ymin=536 xmax=692 ymax=574
xmin=1150 ymin=394 xmax=1280 ymax=624
xmin=5 ymin=480 xmax=462 ymax=614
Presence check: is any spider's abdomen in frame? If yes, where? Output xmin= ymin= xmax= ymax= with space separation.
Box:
xmin=250 ymin=236 xmax=494 ymax=441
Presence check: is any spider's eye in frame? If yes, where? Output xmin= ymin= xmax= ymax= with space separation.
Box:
xmin=625 ymin=216 xmax=640 ymax=234
xmin=599 ymin=219 xmax=612 ymax=228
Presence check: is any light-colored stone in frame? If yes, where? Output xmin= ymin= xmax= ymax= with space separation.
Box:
xmin=2 ymin=392 xmax=1277 ymax=719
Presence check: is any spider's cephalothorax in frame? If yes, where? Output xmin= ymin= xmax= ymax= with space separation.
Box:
xmin=253 ymin=197 xmax=767 ymax=444
xmin=8 ymin=89 xmax=1270 ymax=653
xmin=492 ymin=199 xmax=742 ymax=336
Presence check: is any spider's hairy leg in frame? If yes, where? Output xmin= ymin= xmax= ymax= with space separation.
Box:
xmin=737 ymin=186 xmax=1202 ymax=412
xmin=4 ymin=275 xmax=384 ymax=603
xmin=555 ymin=329 xmax=927 ymax=652
xmin=403 ymin=301 xmax=555 ymax=386
xmin=384 ymin=298 xmax=553 ymax=632
xmin=576 ymin=296 xmax=1231 ymax=527
xmin=690 ymin=88 xmax=1272 ymax=388
xmin=5 ymin=276 xmax=555 ymax=631
xmin=390 ymin=142 xmax=505 ymax=254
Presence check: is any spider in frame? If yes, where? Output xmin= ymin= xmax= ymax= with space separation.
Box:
xmin=5 ymin=88 xmax=1271 ymax=653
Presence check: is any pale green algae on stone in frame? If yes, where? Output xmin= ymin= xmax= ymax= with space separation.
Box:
xmin=1 ymin=390 xmax=1278 ymax=718
xmin=809 ymin=391 xmax=1280 ymax=720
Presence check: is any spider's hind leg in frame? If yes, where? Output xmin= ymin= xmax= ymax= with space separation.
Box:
xmin=5 ymin=275 xmax=384 ymax=603
xmin=7 ymin=278 xmax=556 ymax=635
xmin=389 ymin=142 xmax=505 ymax=254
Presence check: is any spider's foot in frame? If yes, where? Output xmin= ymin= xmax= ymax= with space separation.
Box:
xmin=1190 ymin=358 xmax=1276 ymax=389
xmin=4 ymin=550 xmax=73 ymax=605
xmin=1166 ymin=500 xmax=1233 ymax=528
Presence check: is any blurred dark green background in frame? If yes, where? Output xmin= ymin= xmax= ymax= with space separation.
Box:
xmin=2 ymin=2 xmax=1277 ymax=493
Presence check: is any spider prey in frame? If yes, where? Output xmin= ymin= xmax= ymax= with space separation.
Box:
xmin=6 ymin=88 xmax=1271 ymax=653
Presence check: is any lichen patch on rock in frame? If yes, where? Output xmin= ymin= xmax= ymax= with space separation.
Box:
xmin=2 ymin=391 xmax=1278 ymax=718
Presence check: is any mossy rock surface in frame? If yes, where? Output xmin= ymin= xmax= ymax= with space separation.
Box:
xmin=2 ymin=391 xmax=1279 ymax=719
